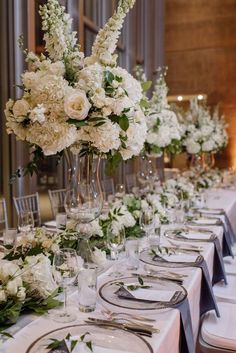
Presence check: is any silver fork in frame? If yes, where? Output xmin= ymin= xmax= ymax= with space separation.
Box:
xmin=101 ymin=308 xmax=156 ymax=322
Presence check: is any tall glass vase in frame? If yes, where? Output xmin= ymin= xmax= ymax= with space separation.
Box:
xmin=64 ymin=151 xmax=103 ymax=262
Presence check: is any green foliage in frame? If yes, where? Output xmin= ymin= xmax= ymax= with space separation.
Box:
xmin=23 ymin=289 xmax=62 ymax=315
xmin=140 ymin=98 xmax=150 ymax=109
xmin=141 ymin=80 xmax=152 ymax=92
xmin=67 ymin=118 xmax=88 ymax=128
xmin=10 ymin=146 xmax=63 ymax=183
xmin=105 ymin=152 xmax=122 ymax=176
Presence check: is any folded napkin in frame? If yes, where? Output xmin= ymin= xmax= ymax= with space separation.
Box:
xmin=221 ymin=221 xmax=234 ymax=258
xmin=223 ymin=213 xmax=236 ymax=243
xmin=199 ymin=208 xmax=224 ymax=215
xmin=44 ymin=220 xmax=57 ymax=228
xmin=179 ymin=230 xmax=212 ymax=241
xmin=116 ymin=286 xmax=195 ymax=353
xmin=193 ymin=259 xmax=220 ymax=318
xmin=49 ymin=336 xmax=133 ymax=353
xmin=153 ymin=253 xmax=199 ymax=264
xmin=173 ymin=298 xmax=195 ymax=353
xmin=191 ymin=218 xmax=219 ymax=225
xmin=116 ymin=285 xmax=177 ymax=303
xmin=212 ymin=238 xmax=228 ymax=285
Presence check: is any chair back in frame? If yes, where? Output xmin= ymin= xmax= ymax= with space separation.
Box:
xmin=126 ymin=174 xmax=137 ymax=192
xmin=164 ymin=168 xmax=180 ymax=180
xmin=0 ymin=198 xmax=8 ymax=234
xmin=48 ymin=189 xmax=66 ymax=218
xmin=13 ymin=192 xmax=41 ymax=227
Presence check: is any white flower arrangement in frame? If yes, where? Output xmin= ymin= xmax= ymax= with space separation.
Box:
xmin=5 ymin=0 xmax=147 ymax=176
xmin=183 ymin=98 xmax=228 ymax=155
xmin=4 ymin=227 xmax=60 ymax=261
xmin=163 ymin=177 xmax=195 ymax=201
xmin=138 ymin=67 xmax=183 ymax=156
xmin=22 ymin=254 xmax=58 ymax=299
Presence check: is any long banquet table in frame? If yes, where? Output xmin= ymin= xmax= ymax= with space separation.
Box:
xmin=2 ymin=188 xmax=236 ymax=353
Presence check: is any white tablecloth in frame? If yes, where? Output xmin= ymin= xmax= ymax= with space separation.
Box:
xmin=1 ymin=189 xmax=233 ymax=353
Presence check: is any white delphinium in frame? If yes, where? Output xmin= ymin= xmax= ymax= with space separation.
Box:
xmin=86 ymin=0 xmax=136 ymax=66
xmin=183 ymin=98 xmax=228 ymax=154
xmin=22 ymin=254 xmax=57 ymax=299
xmin=144 ymin=68 xmax=183 ymax=156
xmin=39 ymin=0 xmax=81 ymax=62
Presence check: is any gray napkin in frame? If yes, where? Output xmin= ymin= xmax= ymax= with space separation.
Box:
xmin=221 ymin=221 xmax=234 ymax=258
xmin=116 ymin=286 xmax=195 ymax=353
xmin=212 ymin=238 xmax=228 ymax=285
xmin=173 ymin=298 xmax=195 ymax=353
xmin=193 ymin=259 xmax=220 ymax=317
xmin=224 ymin=212 xmax=236 ymax=243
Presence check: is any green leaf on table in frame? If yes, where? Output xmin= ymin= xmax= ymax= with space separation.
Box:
xmin=0 ymin=332 xmax=14 ymax=338
xmin=138 ymin=276 xmax=144 ymax=286
xmin=86 ymin=341 xmax=93 ymax=352
xmin=46 ymin=338 xmax=63 ymax=350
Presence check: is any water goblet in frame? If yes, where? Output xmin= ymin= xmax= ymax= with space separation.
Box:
xmin=139 ymin=208 xmax=155 ymax=237
xmin=106 ymin=225 xmax=125 ymax=277
xmin=18 ymin=210 xmax=34 ymax=234
xmin=52 ymin=248 xmax=79 ymax=323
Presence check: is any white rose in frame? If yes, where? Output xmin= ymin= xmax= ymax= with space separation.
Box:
xmin=64 ymin=89 xmax=91 ymax=121
xmin=0 ymin=290 xmax=6 ymax=302
xmin=13 ymin=99 xmax=30 ymax=118
xmin=17 ymin=287 xmax=26 ymax=301
xmin=6 ymin=280 xmax=18 ymax=296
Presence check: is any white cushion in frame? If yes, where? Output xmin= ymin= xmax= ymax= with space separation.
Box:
xmin=213 ymin=276 xmax=236 ymax=303
xmin=232 ymin=244 xmax=236 ymax=256
xmin=201 ymin=302 xmax=236 ymax=351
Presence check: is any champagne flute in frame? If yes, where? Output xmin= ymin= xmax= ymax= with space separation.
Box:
xmin=106 ymin=225 xmax=125 ymax=277
xmin=52 ymin=248 xmax=79 ymax=322
xmin=18 ymin=210 xmax=34 ymax=234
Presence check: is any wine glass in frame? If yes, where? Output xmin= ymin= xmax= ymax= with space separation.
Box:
xmin=52 ymin=248 xmax=79 ymax=322
xmin=106 ymin=225 xmax=125 ymax=277
xmin=115 ymin=184 xmax=125 ymax=198
xmin=18 ymin=210 xmax=34 ymax=234
xmin=139 ymin=208 xmax=155 ymax=237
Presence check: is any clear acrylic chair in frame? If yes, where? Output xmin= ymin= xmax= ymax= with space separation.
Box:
xmin=0 ymin=198 xmax=8 ymax=234
xmin=126 ymin=174 xmax=137 ymax=193
xmin=48 ymin=189 xmax=66 ymax=218
xmin=101 ymin=178 xmax=115 ymax=199
xmin=13 ymin=192 xmax=41 ymax=227
xmin=199 ymin=302 xmax=236 ymax=353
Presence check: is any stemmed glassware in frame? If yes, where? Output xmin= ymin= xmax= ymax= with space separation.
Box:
xmin=139 ymin=208 xmax=155 ymax=237
xmin=106 ymin=225 xmax=125 ymax=277
xmin=18 ymin=210 xmax=34 ymax=234
xmin=52 ymin=248 xmax=79 ymax=322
